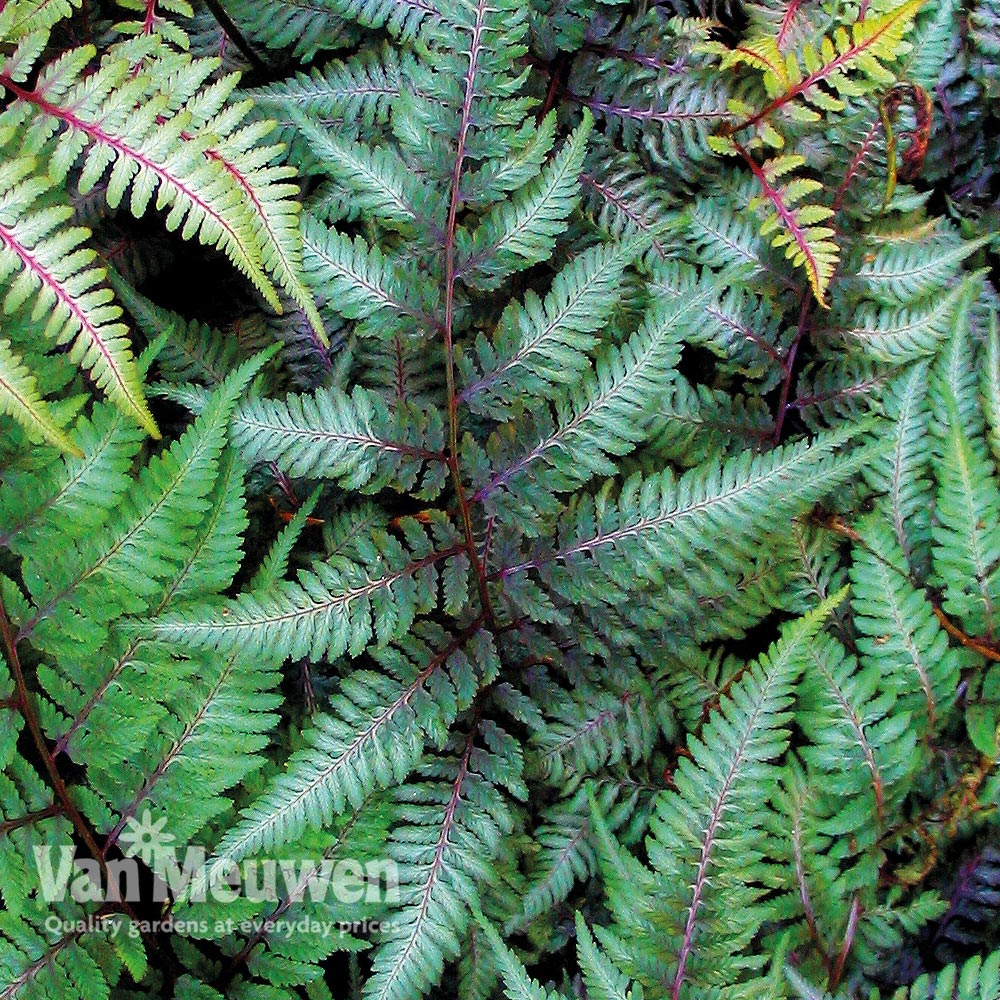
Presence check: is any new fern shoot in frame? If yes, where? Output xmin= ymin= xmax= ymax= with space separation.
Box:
xmin=1 ymin=2 xmax=999 ymax=1000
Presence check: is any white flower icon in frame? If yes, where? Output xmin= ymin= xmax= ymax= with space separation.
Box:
xmin=118 ymin=809 xmax=176 ymax=865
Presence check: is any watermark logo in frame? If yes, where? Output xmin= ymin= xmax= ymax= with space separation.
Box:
xmin=33 ymin=810 xmax=399 ymax=908
xmin=44 ymin=914 xmax=402 ymax=940
xmin=118 ymin=809 xmax=175 ymax=866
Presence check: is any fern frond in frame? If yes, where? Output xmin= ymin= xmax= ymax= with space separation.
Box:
xmin=0 ymin=392 xmax=147 ymax=554
xmin=477 ymin=265 xmax=730 ymax=524
xmin=797 ymin=629 xmax=917 ymax=833
xmin=850 ymin=516 xmax=963 ymax=733
xmin=475 ymin=280 xmax=700 ymax=516
xmin=252 ymin=0 xmax=438 ymax=42
xmin=473 ymin=908 xmax=566 ymax=1000
xmin=792 ymin=356 xmax=899 ymax=431
xmin=741 ymin=152 xmax=839 ymax=304
xmin=690 ymin=280 xmax=787 ymax=381
xmin=501 ymin=428 xmax=871 ymax=609
xmin=0 ymin=0 xmax=991 ymax=994
xmin=113 ymin=0 xmax=194 ymax=48
xmin=20 ymin=349 xmax=275 ymax=663
xmin=645 ymin=378 xmax=774 ymax=467
xmin=0 ymin=749 xmax=73 ymax=915
xmin=2 ymin=44 xmax=318 ymax=332
xmin=0 ymin=903 xmax=136 ymax=1000
xmin=826 ymin=277 xmax=975 ymax=364
xmin=721 ymin=1 xmax=925 ymax=129
xmin=461 ymin=112 xmax=557 ymax=208
xmin=531 ymin=683 xmax=656 ymax=787
xmin=457 ymin=237 xmax=645 ymax=419
xmin=246 ymin=46 xmax=406 ymax=141
xmin=0 ymin=338 xmax=78 ymax=454
xmin=56 ymin=456 xmax=278 ymax=857
xmin=0 ymin=0 xmax=80 ymax=41
xmin=250 ymin=487 xmax=322 ymax=592
xmin=684 ymin=188 xmax=787 ymax=283
xmin=599 ymin=597 xmax=843 ymax=996
xmin=195 ymin=100 xmax=324 ymax=341
xmin=920 ymin=286 xmax=1000 ymax=641
xmin=142 ymin=510 xmax=466 ymax=663
xmin=984 ymin=310 xmax=1000 ymax=468
xmin=296 ymin=118 xmax=440 ymax=237
xmin=576 ymin=916 xmax=643 ymax=1000
xmin=102 ymin=644 xmax=282 ymax=858
xmin=0 ymin=155 xmax=157 ymax=435
xmin=861 ymin=363 xmax=932 ymax=573
xmin=581 ymin=84 xmax=732 ymax=168
xmin=188 ymin=624 xmax=498 ymax=887
xmin=925 ymin=846 xmax=1000 ymax=964
xmin=455 ymin=113 xmax=592 ymax=290
xmin=394 ymin=0 xmax=530 ymax=178
xmin=513 ymin=783 xmax=642 ymax=930
xmin=845 ymin=232 xmax=989 ymax=306
xmin=223 ymin=0 xmax=354 ymax=60
xmin=930 ymin=389 xmax=1000 ymax=639
xmin=301 ymin=213 xmax=439 ymax=336
xmin=889 ymin=951 xmax=1000 ymax=1000
xmin=575 ymin=18 xmax=730 ymax=177
xmin=580 ymin=149 xmax=677 ymax=253
xmin=46 ymin=448 xmax=250 ymax=767
xmin=365 ymin=722 xmax=522 ymax=1000
xmin=229 ymin=386 xmax=447 ymax=497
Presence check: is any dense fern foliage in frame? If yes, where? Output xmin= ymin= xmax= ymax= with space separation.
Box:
xmin=1 ymin=1 xmax=999 ymax=999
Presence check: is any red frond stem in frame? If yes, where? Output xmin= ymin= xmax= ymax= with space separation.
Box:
xmin=443 ymin=0 xmax=497 ymax=629
xmin=792 ymin=801 xmax=829 ymax=965
xmin=773 ymin=292 xmax=812 ymax=444
xmin=539 ymin=55 xmax=568 ymax=122
xmin=481 ymin=515 xmax=496 ymax=576
xmin=0 ymin=804 xmax=62 ymax=835
xmin=828 ymin=896 xmax=862 ymax=993
xmin=776 ymin=0 xmax=803 ymax=49
xmin=394 ymin=336 xmax=406 ymax=402
xmin=0 ymin=596 xmax=109 ymax=886
xmin=932 ymin=604 xmax=1000 ymax=662
xmin=732 ymin=44 xmax=785 ymax=77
